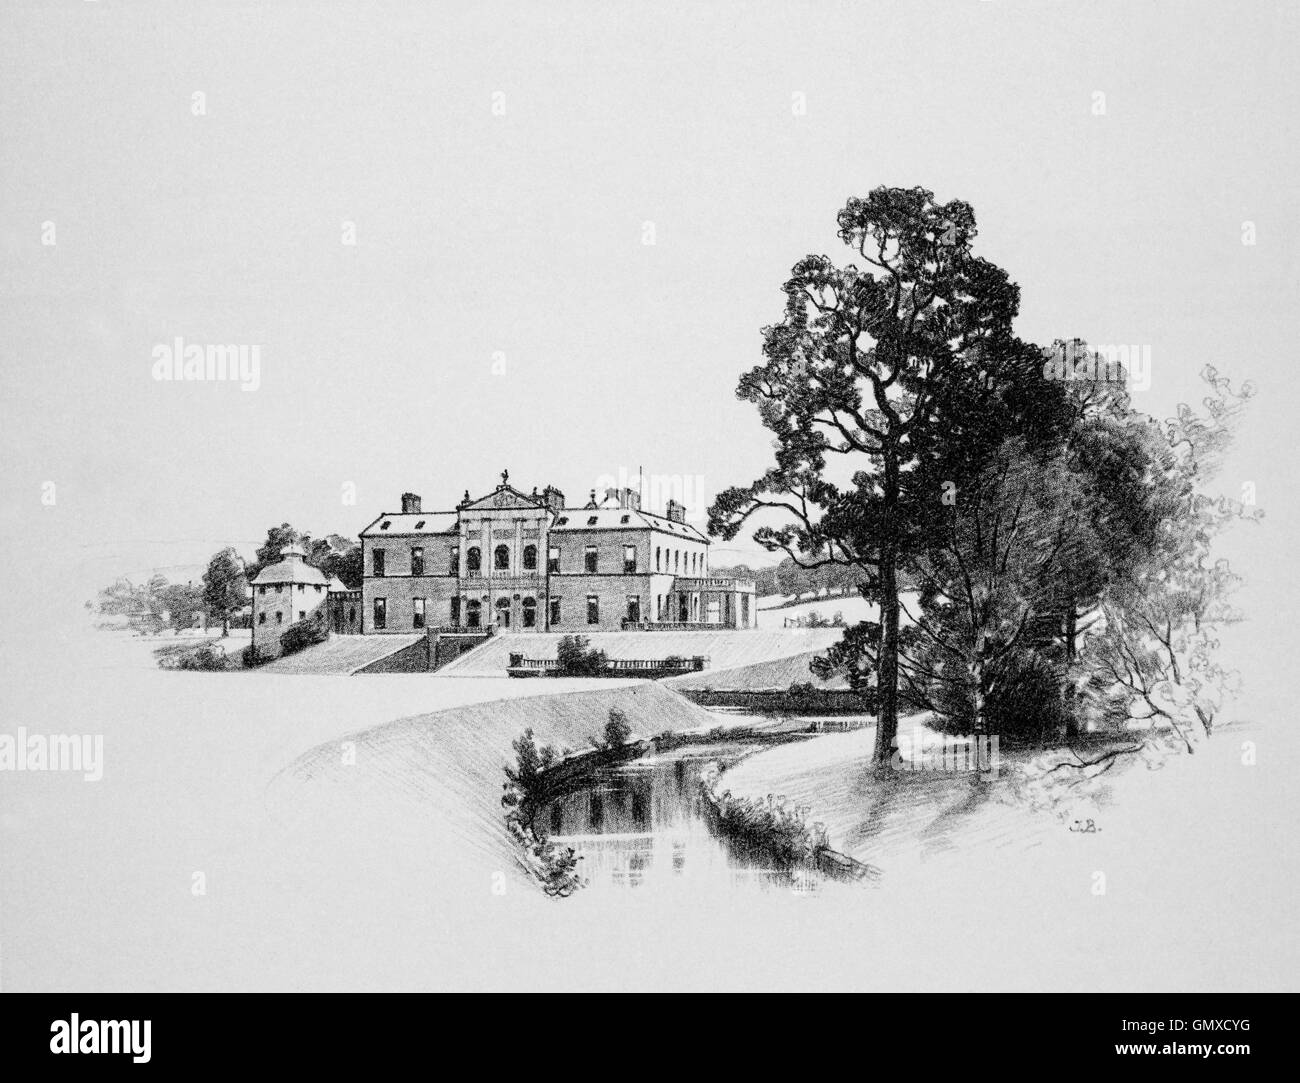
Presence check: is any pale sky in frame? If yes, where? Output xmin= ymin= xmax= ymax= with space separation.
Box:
xmin=2 ymin=1 xmax=1296 ymax=632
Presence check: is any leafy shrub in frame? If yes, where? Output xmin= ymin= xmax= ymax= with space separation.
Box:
xmin=279 ymin=610 xmax=328 ymax=657
xmin=241 ymin=643 xmax=272 ymax=668
xmin=157 ymin=642 xmax=230 ymax=671
xmin=502 ymin=727 xmax=558 ymax=827
xmin=500 ymin=727 xmax=584 ymax=897
xmin=700 ymin=763 xmax=829 ymax=865
xmin=179 ymin=643 xmax=230 ymax=671
xmin=593 ymin=708 xmax=633 ymax=753
xmin=555 ymin=634 xmax=608 ymax=676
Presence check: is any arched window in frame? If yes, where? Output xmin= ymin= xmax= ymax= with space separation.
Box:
xmin=655 ymin=546 xmax=661 ymax=571
xmin=466 ymin=599 xmax=482 ymax=628
xmin=522 ymin=597 xmax=537 ymax=628
xmin=674 ymin=551 xmax=680 ymax=572
xmin=495 ymin=596 xmax=511 ymax=627
xmin=494 ymin=544 xmax=510 ymax=571
xmin=466 ymin=546 xmax=481 ymax=573
xmin=522 ymin=544 xmax=537 ymax=570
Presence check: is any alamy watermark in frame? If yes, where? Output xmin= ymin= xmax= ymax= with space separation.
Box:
xmin=891 ymin=732 xmax=1000 ymax=780
xmin=1041 ymin=341 xmax=1151 ymax=392
xmin=592 ymin=467 xmax=711 ymax=523
xmin=151 ymin=337 xmax=261 ymax=391
xmin=0 ymin=728 xmax=103 ymax=781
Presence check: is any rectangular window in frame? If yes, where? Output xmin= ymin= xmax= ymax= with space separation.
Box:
xmin=584 ymin=546 xmax=598 ymax=573
xmin=258 ymin=585 xmax=266 ymax=595
xmin=549 ymin=597 xmax=561 ymax=626
xmin=413 ymin=598 xmax=425 ymax=629
xmin=275 ymin=612 xmax=283 ymax=624
xmin=623 ymin=545 xmax=636 ymax=574
xmin=411 ymin=547 xmax=424 ymax=576
xmin=626 ymin=596 xmax=640 ymax=624
xmin=587 ymin=595 xmax=599 ymax=625
xmin=298 ymin=610 xmax=305 ymax=620
xmin=374 ymin=598 xmax=386 ymax=629
xmin=449 ymin=547 xmax=459 ymax=574
xmin=372 ymin=549 xmax=386 ymax=577
xmin=258 ymin=612 xmax=266 ymax=625
xmin=547 ymin=546 xmax=560 ymax=574
xmin=451 ymin=596 xmax=461 ymax=625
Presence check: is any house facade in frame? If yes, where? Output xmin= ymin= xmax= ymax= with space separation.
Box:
xmin=357 ymin=473 xmax=755 ymax=635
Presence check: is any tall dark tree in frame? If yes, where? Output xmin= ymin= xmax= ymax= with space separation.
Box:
xmin=202 ymin=547 xmax=248 ymax=636
xmin=710 ymin=186 xmax=1041 ymax=764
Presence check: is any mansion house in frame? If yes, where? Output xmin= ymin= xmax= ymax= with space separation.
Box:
xmin=354 ymin=473 xmax=756 ymax=636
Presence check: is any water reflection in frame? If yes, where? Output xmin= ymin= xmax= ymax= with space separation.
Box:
xmin=540 ymin=743 xmax=808 ymax=893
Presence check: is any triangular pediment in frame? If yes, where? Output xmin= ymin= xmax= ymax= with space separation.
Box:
xmin=461 ymin=485 xmax=544 ymax=512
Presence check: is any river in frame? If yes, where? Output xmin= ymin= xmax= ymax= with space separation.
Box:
xmin=538 ymin=711 xmax=873 ymax=894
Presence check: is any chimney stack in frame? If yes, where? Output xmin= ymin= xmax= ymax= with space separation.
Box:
xmin=401 ymin=492 xmax=422 ymax=514
xmin=666 ymin=499 xmax=686 ymax=523
xmin=602 ymin=486 xmax=642 ymax=510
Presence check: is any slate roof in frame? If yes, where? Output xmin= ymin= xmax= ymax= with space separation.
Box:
xmin=251 ymin=559 xmax=329 ymax=586
xmin=550 ymin=507 xmax=709 ymax=543
xmin=357 ymin=497 xmax=708 ymax=543
xmin=359 ymin=511 xmax=460 ymax=537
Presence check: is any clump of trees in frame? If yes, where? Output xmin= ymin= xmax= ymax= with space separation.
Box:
xmin=711 ymin=185 xmax=1252 ymax=763
xmin=710 ymin=559 xmax=873 ymax=600
xmin=500 ymin=728 xmax=584 ymax=897
xmin=244 ymin=525 xmax=362 ymax=588
xmin=555 ymin=635 xmax=609 ymax=676
xmin=94 ymin=522 xmax=364 ymax=637
xmin=96 ymin=574 xmax=206 ymax=634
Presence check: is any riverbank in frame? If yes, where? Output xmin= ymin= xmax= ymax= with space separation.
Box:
xmin=7 ymin=618 xmax=1295 ymax=991
xmin=267 ymin=681 xmax=721 ymax=878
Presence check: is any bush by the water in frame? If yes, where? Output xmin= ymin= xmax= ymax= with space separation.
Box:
xmin=700 ymin=763 xmax=829 ymax=865
xmin=592 ymin=708 xmax=633 ymax=753
xmin=502 ymin=727 xmax=559 ymax=827
xmin=501 ymin=727 xmax=583 ymax=897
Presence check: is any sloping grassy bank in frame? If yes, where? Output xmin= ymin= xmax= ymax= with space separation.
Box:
xmin=267 ymin=682 xmax=720 ymax=881
xmin=714 ymin=719 xmax=1058 ymax=872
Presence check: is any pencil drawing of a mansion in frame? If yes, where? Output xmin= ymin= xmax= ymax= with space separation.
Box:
xmin=251 ymin=472 xmax=756 ymax=656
